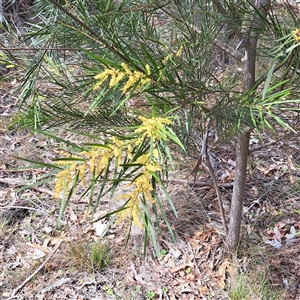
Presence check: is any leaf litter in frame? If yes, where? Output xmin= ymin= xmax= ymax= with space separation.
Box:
xmin=1 ymin=83 xmax=300 ymax=299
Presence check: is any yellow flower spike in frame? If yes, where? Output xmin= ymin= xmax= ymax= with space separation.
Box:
xmin=111 ymin=136 xmax=124 ymax=147
xmin=121 ymin=72 xmax=141 ymax=93
xmin=93 ymin=69 xmax=112 ymax=90
xmin=152 ymin=148 xmax=159 ymax=159
xmin=116 ymin=166 xmax=157 ymax=227
xmin=53 ymin=168 xmax=74 ymax=199
xmin=176 ymin=45 xmax=183 ymax=57
xmin=113 ymin=147 xmax=122 ymax=164
xmin=119 ymin=65 xmax=150 ymax=93
xmin=109 ymin=72 xmax=125 ymax=87
xmin=121 ymin=63 xmax=132 ymax=76
xmin=127 ymin=143 xmax=133 ymax=159
xmin=134 ymin=116 xmax=172 ymax=141
xmin=94 ymin=69 xmax=110 ymax=80
xmin=145 ymin=163 xmax=161 ymax=172
xmin=293 ymin=28 xmax=300 ymax=43
xmin=136 ymin=153 xmax=150 ymax=165
xmin=94 ymin=63 xmax=151 ymax=94
xmin=145 ymin=64 xmax=151 ymax=76
xmin=162 ymin=54 xmax=172 ymax=65
xmin=94 ymin=67 xmax=122 ymax=90
xmin=78 ymin=163 xmax=86 ymax=185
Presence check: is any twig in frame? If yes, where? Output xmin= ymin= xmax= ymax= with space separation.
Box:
xmin=213 ymin=39 xmax=243 ymax=62
xmin=0 ymin=178 xmax=53 ymax=196
xmin=201 ymin=119 xmax=228 ymax=235
xmin=249 ymin=130 xmax=300 ymax=154
xmin=11 ymin=240 xmax=63 ymax=296
xmin=163 ymin=6 xmax=243 ymax=62
xmin=249 ymin=138 xmax=284 ymax=153
xmin=166 ymin=178 xmax=253 ymax=188
xmin=1 ymin=206 xmax=48 ymax=216
xmin=285 ymin=135 xmax=295 ymax=184
xmin=41 ymin=278 xmax=72 ymax=294
xmin=0 ymin=47 xmax=82 ymax=51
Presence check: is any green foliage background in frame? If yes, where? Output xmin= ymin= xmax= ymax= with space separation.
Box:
xmin=2 ymin=0 xmax=300 ymax=252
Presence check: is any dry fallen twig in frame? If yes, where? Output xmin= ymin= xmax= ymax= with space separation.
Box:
xmin=0 ymin=177 xmax=53 ymax=196
xmin=1 ymin=205 xmax=48 ymax=216
xmin=11 ymin=240 xmax=63 ymax=297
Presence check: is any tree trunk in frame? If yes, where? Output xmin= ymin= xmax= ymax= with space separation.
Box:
xmin=226 ymin=130 xmax=250 ymax=249
xmin=226 ymin=0 xmax=271 ymax=250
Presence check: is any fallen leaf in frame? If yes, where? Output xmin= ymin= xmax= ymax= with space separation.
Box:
xmin=198 ymin=285 xmax=209 ymax=295
xmin=170 ymin=263 xmax=188 ymax=273
xmin=94 ymin=220 xmax=108 ymax=237
xmin=26 ymin=242 xmax=46 ymax=259
xmin=264 ymin=238 xmax=281 ymax=249
xmin=217 ymin=260 xmax=229 ymax=289
xmin=186 ymin=273 xmax=195 ymax=281
xmin=286 ymin=226 xmax=297 ymax=245
xmin=169 ymin=246 xmax=182 ymax=259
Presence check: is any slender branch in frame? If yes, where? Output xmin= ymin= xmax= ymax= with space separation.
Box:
xmin=201 ymin=119 xmax=228 ymax=235
xmin=249 ymin=136 xmax=285 ymax=153
xmin=211 ymin=0 xmax=243 ymax=40
xmin=212 ymin=39 xmax=243 ymax=62
xmin=163 ymin=6 xmax=243 ymax=62
xmin=166 ymin=178 xmax=286 ymax=186
xmin=47 ymin=0 xmax=145 ymax=73
xmin=0 ymin=178 xmax=53 ymax=196
xmin=0 ymin=47 xmax=84 ymax=51
xmin=11 ymin=240 xmax=63 ymax=296
xmin=1 ymin=206 xmax=48 ymax=215
xmin=226 ymin=0 xmax=271 ymax=250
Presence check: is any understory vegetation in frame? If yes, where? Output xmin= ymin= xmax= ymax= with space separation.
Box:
xmin=0 ymin=0 xmax=300 ymax=299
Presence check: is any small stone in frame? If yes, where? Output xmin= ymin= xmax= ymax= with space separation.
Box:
xmin=2 ymin=292 xmax=11 ymax=298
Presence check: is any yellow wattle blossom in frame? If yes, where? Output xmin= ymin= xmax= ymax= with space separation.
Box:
xmin=53 ymin=116 xmax=171 ymax=229
xmin=176 ymin=45 xmax=183 ymax=57
xmin=94 ymin=68 xmax=125 ymax=90
xmin=161 ymin=45 xmax=183 ymax=65
xmin=93 ymin=63 xmax=151 ymax=94
xmin=145 ymin=162 xmax=161 ymax=172
xmin=53 ymin=143 xmax=121 ymax=199
xmin=120 ymin=63 xmax=151 ymax=93
xmin=134 ymin=116 xmax=172 ymax=143
xmin=145 ymin=64 xmax=151 ymax=76
xmin=293 ymin=28 xmax=300 ymax=43
xmin=116 ymin=169 xmax=156 ymax=227
xmin=162 ymin=54 xmax=172 ymax=65
xmin=53 ymin=163 xmax=77 ymax=198
xmin=136 ymin=153 xmax=150 ymax=164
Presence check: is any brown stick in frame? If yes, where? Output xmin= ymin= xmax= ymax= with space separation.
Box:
xmin=167 ymin=178 xmax=235 ymax=187
xmin=0 ymin=47 xmax=82 ymax=51
xmin=11 ymin=240 xmax=63 ymax=296
xmin=201 ymin=119 xmax=228 ymax=235
xmin=0 ymin=178 xmax=53 ymax=196
xmin=1 ymin=206 xmax=48 ymax=215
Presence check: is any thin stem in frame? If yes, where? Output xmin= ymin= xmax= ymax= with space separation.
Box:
xmin=201 ymin=119 xmax=228 ymax=235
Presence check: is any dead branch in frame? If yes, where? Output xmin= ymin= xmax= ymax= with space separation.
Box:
xmin=167 ymin=178 xmax=234 ymax=188
xmin=0 ymin=177 xmax=53 ymax=196
xmin=11 ymin=240 xmax=63 ymax=297
xmin=201 ymin=119 xmax=228 ymax=235
xmin=1 ymin=205 xmax=48 ymax=215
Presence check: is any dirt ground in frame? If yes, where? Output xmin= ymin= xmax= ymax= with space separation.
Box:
xmin=1 ymin=76 xmax=300 ymax=300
